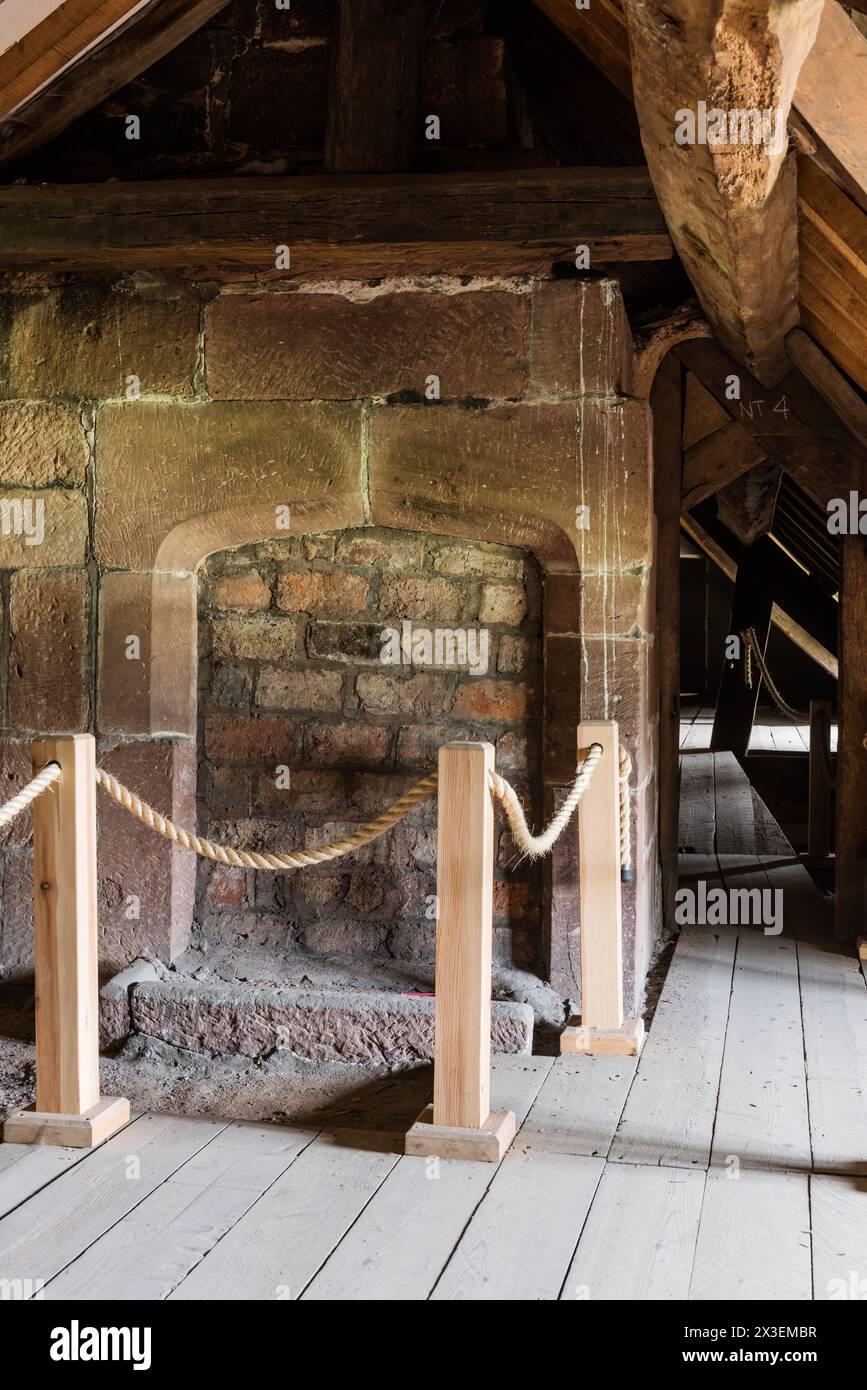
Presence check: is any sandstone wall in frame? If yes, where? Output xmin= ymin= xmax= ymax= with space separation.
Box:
xmin=0 ymin=269 xmax=657 ymax=1011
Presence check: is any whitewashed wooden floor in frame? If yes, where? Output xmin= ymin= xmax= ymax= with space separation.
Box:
xmin=679 ymin=703 xmax=839 ymax=753
xmin=1 ymin=910 xmax=864 ymax=1301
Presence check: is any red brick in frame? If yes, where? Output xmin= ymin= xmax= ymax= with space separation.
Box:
xmin=451 ymin=680 xmax=531 ymax=722
xmin=204 ymin=714 xmax=296 ymax=764
xmin=277 ymin=569 xmax=369 ymax=615
xmin=0 ymin=739 xmax=34 ymax=847
xmin=205 ymin=864 xmax=248 ymax=908
xmin=306 ymin=721 xmax=390 ymax=767
xmin=356 ymin=672 xmax=450 ymax=718
xmin=493 ymin=880 xmax=530 ymax=921
xmin=479 ymin=581 xmax=526 ymax=625
xmin=213 ymin=569 xmax=271 ymax=612
xmin=255 ymin=768 xmax=346 ymax=816
xmin=206 ymin=290 xmax=526 ymax=400
xmin=379 ymin=575 xmax=467 ymax=623
xmin=257 ymin=668 xmax=343 ymax=712
xmin=9 ymin=570 xmax=87 ymax=732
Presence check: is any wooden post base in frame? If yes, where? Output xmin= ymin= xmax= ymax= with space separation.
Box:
xmin=857 ymin=937 xmax=867 ymax=963
xmin=3 ymin=1096 xmax=130 ymax=1149
xmin=561 ymin=1017 xmax=645 ymax=1056
xmin=405 ymin=1105 xmax=516 ymax=1162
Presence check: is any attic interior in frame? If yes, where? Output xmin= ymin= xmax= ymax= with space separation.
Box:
xmin=0 ymin=0 xmax=865 ymax=1312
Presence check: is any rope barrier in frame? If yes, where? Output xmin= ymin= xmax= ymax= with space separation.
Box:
xmin=740 ymin=626 xmax=809 ymax=725
xmin=488 ymin=742 xmax=603 ymax=860
xmin=94 ymin=766 xmax=438 ymax=871
xmin=94 ymin=738 xmax=634 ymax=876
xmin=0 ymin=761 xmax=62 ymax=828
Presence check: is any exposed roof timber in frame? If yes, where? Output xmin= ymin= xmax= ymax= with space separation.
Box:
xmin=620 ymin=0 xmax=824 ymax=387
xmin=533 ymin=0 xmax=633 ymax=100
xmin=681 ymin=513 xmax=838 ymax=679
xmin=797 ymin=156 xmax=867 ymax=395
xmin=676 ymin=338 xmax=866 ymax=510
xmin=680 ymin=422 xmax=765 ymax=513
xmin=0 ymin=167 xmax=672 ymax=274
xmin=791 ymin=2 xmax=867 ymax=215
xmin=786 ymin=327 xmax=867 ymax=451
xmin=0 ymin=0 xmax=234 ymax=170
xmin=631 ymin=301 xmax=711 ymax=398
xmin=0 ymin=1 xmax=150 ymax=120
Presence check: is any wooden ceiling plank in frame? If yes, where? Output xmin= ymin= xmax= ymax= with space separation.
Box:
xmin=791 ymin=1 xmax=867 ymax=216
xmin=0 ymin=0 xmax=148 ymax=121
xmin=0 ymin=0 xmax=235 ymax=170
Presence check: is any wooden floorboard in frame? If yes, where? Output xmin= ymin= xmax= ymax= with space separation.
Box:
xmin=610 ymin=926 xmax=737 ymax=1169
xmin=0 ymin=1114 xmax=227 ymax=1286
xmin=430 ymin=1149 xmax=604 ymax=1301
xmin=713 ymin=754 xmax=756 ymax=854
xmin=562 ymin=1163 xmax=706 ymax=1301
xmin=797 ymin=939 xmax=867 ymax=1176
xmin=678 ymin=753 xmax=715 ymax=853
xmin=43 ymin=1121 xmax=316 ymax=1301
xmin=301 ymin=1057 xmax=551 ymax=1302
xmin=169 ymin=1131 xmax=400 ymax=1300
xmin=709 ymin=926 xmax=812 ymax=1173
xmin=810 ymin=1174 xmax=867 ymax=1300
xmin=689 ymin=1168 xmax=812 ymax=1301
xmin=0 ymin=1139 xmax=91 ymax=1221
xmin=516 ymin=1053 xmax=636 ymax=1157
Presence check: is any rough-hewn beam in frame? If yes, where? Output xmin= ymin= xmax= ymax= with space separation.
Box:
xmin=0 ymin=167 xmax=672 ymax=274
xmin=676 ymin=339 xmax=866 ymax=509
xmin=622 ymin=0 xmax=824 ymax=387
xmin=680 ymin=421 xmax=765 ymax=512
xmin=325 ymin=0 xmax=425 ymax=174
xmin=792 ymin=1 xmax=867 ymax=216
xmin=0 ymin=0 xmax=235 ymax=171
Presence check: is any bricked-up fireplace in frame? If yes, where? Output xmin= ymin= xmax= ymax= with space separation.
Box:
xmin=0 ymin=272 xmax=658 ymax=1013
xmin=198 ymin=529 xmax=543 ymax=971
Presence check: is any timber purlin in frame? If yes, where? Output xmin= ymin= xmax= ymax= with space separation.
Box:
xmin=0 ymin=168 xmax=672 ymax=272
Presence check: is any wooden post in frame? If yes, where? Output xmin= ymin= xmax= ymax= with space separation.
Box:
xmin=711 ymin=542 xmax=774 ymax=757
xmin=325 ymin=0 xmax=426 ymax=174
xmin=3 ymin=735 xmax=129 ymax=1148
xmin=652 ymin=354 xmax=683 ymax=932
xmin=405 ymin=742 xmax=516 ymax=1162
xmin=561 ymin=722 xmax=644 ymax=1055
xmin=808 ymin=698 xmax=833 ymax=861
xmin=838 ymin=536 xmax=867 ymax=943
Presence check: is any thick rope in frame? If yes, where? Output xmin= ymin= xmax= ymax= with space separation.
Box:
xmin=488 ymin=742 xmax=603 ymax=861
xmin=95 ymin=767 xmax=438 ymax=871
xmin=0 ymin=761 xmax=62 ymax=829
xmin=741 ymin=626 xmax=808 ymax=725
xmin=619 ymin=743 xmax=633 ymax=879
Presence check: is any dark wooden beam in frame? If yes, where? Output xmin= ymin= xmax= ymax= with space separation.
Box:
xmin=836 ymin=536 xmax=867 ymax=940
xmin=0 ymin=0 xmax=236 ymax=172
xmin=676 ymin=338 xmax=866 ymax=509
xmin=685 ymin=505 xmax=839 ymax=673
xmin=710 ymin=544 xmax=774 ymax=758
xmin=680 ymin=422 xmax=765 ymax=512
xmin=325 ymin=0 xmax=425 ymax=174
xmin=652 ymin=354 xmax=683 ymax=930
xmin=0 ymin=167 xmax=672 ymax=274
